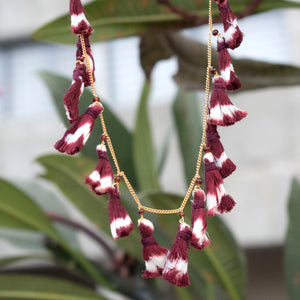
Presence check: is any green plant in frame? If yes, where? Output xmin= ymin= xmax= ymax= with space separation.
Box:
xmin=1 ymin=0 xmax=300 ymax=299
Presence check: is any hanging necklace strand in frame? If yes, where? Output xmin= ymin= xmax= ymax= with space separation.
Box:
xmin=79 ymin=0 xmax=213 ymax=216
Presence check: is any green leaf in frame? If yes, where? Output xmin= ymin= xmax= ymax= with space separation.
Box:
xmin=33 ymin=0 xmax=300 ymax=44
xmin=0 ymin=255 xmax=51 ymax=269
xmin=172 ymin=90 xmax=203 ymax=185
xmin=14 ymin=180 xmax=80 ymax=249
xmin=39 ymin=71 xmax=137 ymax=188
xmin=0 ymin=275 xmax=106 ymax=300
xmin=0 ymin=179 xmax=105 ymax=285
xmin=133 ymin=82 xmax=160 ymax=192
xmin=156 ymin=125 xmax=172 ymax=176
xmin=163 ymin=32 xmax=300 ymax=91
xmin=37 ymin=154 xmax=143 ymax=260
xmin=285 ymin=178 xmax=300 ymax=299
xmin=0 ymin=228 xmax=46 ymax=252
xmin=144 ymin=192 xmax=247 ymax=300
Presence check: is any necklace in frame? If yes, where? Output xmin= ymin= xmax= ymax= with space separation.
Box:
xmin=54 ymin=0 xmax=247 ymax=287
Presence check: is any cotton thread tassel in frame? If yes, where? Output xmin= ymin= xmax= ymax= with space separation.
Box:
xmin=54 ymin=102 xmax=103 ymax=155
xmin=217 ymin=35 xmax=241 ymax=91
xmin=70 ymin=0 xmax=93 ymax=36
xmin=162 ymin=222 xmax=192 ymax=287
xmin=214 ymin=0 xmax=243 ymax=49
xmin=76 ymin=35 xmax=95 ymax=83
xmin=108 ymin=186 xmax=134 ymax=240
xmin=204 ymin=152 xmax=236 ymax=216
xmin=191 ymin=189 xmax=210 ymax=250
xmin=85 ymin=144 xmax=114 ymax=195
xmin=63 ymin=62 xmax=88 ymax=124
xmin=206 ymin=123 xmax=236 ymax=178
xmin=209 ymin=76 xmax=247 ymax=126
xmin=138 ymin=218 xmax=168 ymax=278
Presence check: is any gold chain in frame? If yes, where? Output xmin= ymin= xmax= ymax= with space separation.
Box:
xmin=79 ymin=0 xmax=213 ymax=215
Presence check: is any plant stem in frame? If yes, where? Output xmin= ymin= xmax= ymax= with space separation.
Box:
xmin=46 ymin=212 xmax=115 ymax=260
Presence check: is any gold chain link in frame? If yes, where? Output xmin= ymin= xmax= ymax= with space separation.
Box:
xmin=79 ymin=0 xmax=213 ymax=215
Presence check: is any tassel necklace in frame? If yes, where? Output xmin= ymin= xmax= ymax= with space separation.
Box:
xmin=55 ymin=0 xmax=247 ymax=287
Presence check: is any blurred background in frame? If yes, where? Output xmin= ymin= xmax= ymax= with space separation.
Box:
xmin=0 ymin=0 xmax=300 ymax=299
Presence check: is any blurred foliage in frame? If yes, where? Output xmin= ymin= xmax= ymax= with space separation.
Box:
xmin=285 ymin=179 xmax=300 ymax=300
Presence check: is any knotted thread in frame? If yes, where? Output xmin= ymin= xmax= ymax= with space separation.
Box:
xmin=141 ymin=236 xmax=158 ymax=247
xmin=205 ymin=161 xmax=218 ymax=172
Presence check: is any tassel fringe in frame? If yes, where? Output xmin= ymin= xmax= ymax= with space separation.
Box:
xmin=54 ymin=102 xmax=103 ymax=155
xmin=139 ymin=218 xmax=168 ymax=278
xmin=70 ymin=0 xmax=93 ymax=35
xmin=108 ymin=186 xmax=134 ymax=240
xmin=162 ymin=222 xmax=192 ymax=287
xmin=209 ymin=76 xmax=247 ymax=126
xmin=191 ymin=189 xmax=210 ymax=250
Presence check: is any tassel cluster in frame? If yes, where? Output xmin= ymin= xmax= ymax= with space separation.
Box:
xmin=214 ymin=0 xmax=243 ymax=49
xmin=63 ymin=62 xmax=88 ymax=123
xmin=217 ymin=35 xmax=241 ymax=91
xmin=209 ymin=76 xmax=247 ymax=126
xmin=85 ymin=143 xmax=114 ymax=195
xmin=206 ymin=123 xmax=236 ymax=178
xmin=108 ymin=186 xmax=134 ymax=240
xmin=70 ymin=0 xmax=93 ymax=35
xmin=191 ymin=189 xmax=210 ymax=250
xmin=162 ymin=222 xmax=192 ymax=287
xmin=138 ymin=218 xmax=168 ymax=278
xmin=204 ymin=151 xmax=235 ymax=216
xmin=54 ymin=102 xmax=103 ymax=155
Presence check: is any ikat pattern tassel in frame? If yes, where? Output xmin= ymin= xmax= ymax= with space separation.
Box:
xmin=204 ymin=151 xmax=236 ymax=216
xmin=108 ymin=186 xmax=134 ymax=240
xmin=191 ymin=189 xmax=210 ymax=250
xmin=162 ymin=222 xmax=192 ymax=287
xmin=54 ymin=102 xmax=103 ymax=155
xmin=70 ymin=0 xmax=93 ymax=35
xmin=138 ymin=218 xmax=168 ymax=278
xmin=63 ymin=62 xmax=88 ymax=124
xmin=217 ymin=35 xmax=241 ymax=91
xmin=209 ymin=75 xmax=247 ymax=126
xmin=206 ymin=123 xmax=236 ymax=178
xmin=214 ymin=0 xmax=243 ymax=49
xmin=85 ymin=143 xmax=114 ymax=195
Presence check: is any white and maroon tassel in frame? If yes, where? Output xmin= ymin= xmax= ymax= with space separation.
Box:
xmin=204 ymin=151 xmax=236 ymax=216
xmin=108 ymin=186 xmax=134 ymax=240
xmin=70 ymin=0 xmax=93 ymax=36
xmin=209 ymin=76 xmax=247 ymax=126
xmin=63 ymin=62 xmax=88 ymax=124
xmin=85 ymin=144 xmax=114 ymax=195
xmin=217 ymin=35 xmax=241 ymax=91
xmin=138 ymin=218 xmax=168 ymax=278
xmin=76 ymin=35 xmax=95 ymax=84
xmin=191 ymin=189 xmax=210 ymax=250
xmin=214 ymin=0 xmax=243 ymax=49
xmin=162 ymin=222 xmax=192 ymax=287
xmin=54 ymin=102 xmax=103 ymax=155
xmin=206 ymin=123 xmax=236 ymax=178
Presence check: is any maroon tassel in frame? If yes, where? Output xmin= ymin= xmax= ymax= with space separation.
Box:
xmin=76 ymin=35 xmax=95 ymax=84
xmin=85 ymin=144 xmax=114 ymax=195
xmin=206 ymin=123 xmax=236 ymax=178
xmin=54 ymin=102 xmax=103 ymax=155
xmin=217 ymin=35 xmax=241 ymax=91
xmin=214 ymin=0 xmax=243 ymax=49
xmin=138 ymin=218 xmax=168 ymax=278
xmin=204 ymin=152 xmax=235 ymax=216
xmin=209 ymin=76 xmax=247 ymax=126
xmin=63 ymin=62 xmax=88 ymax=124
xmin=70 ymin=0 xmax=93 ymax=36
xmin=191 ymin=189 xmax=210 ymax=250
xmin=162 ymin=222 xmax=192 ymax=287
xmin=108 ymin=186 xmax=134 ymax=240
